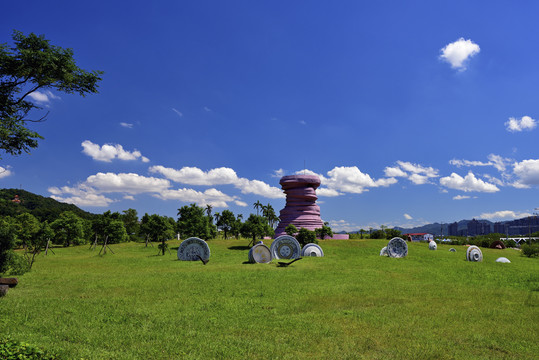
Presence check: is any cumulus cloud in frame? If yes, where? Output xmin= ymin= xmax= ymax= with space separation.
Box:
xmin=81 ymin=141 xmax=150 ymax=163
xmin=324 ymin=166 xmax=397 ymax=194
xmin=440 ymin=38 xmax=480 ymax=70
xmin=85 ymin=172 xmax=171 ymax=194
xmin=439 ymin=171 xmax=499 ymax=192
xmin=154 ymin=188 xmax=236 ymax=207
xmin=149 ymin=165 xmax=284 ymax=199
xmin=0 ymin=166 xmax=13 ymax=179
xmin=505 ymin=116 xmax=537 ymax=132
xmin=50 ymin=193 xmax=115 ymax=207
xmin=512 ymin=159 xmax=539 ymax=187
xmin=316 ymin=188 xmax=341 ymax=197
xmin=478 ymin=210 xmax=532 ymax=221
xmin=27 ymin=90 xmax=60 ymax=103
xmin=272 ymin=168 xmax=286 ymax=178
xmin=384 ymin=161 xmax=439 ymax=185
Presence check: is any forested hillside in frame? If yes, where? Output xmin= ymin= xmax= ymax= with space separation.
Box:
xmin=0 ymin=188 xmax=96 ymax=222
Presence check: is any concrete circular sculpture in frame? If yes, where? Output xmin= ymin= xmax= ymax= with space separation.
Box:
xmin=380 ymin=246 xmax=388 ymax=256
xmin=429 ymin=241 xmax=437 ymax=250
xmin=466 ymin=245 xmax=483 ymax=262
xmin=248 ymin=244 xmax=272 ymax=263
xmin=301 ymin=243 xmax=324 ymax=257
xmin=270 ymin=235 xmax=301 ymax=260
xmin=496 ymin=257 xmax=511 ymax=263
xmin=449 ymin=248 xmax=456 ymax=252
xmin=387 ymin=237 xmax=408 ymax=258
xmin=177 ymin=237 xmax=210 ymax=261
xmin=274 ymin=175 xmax=325 ymax=238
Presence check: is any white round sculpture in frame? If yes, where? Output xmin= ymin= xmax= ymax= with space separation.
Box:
xmin=387 ymin=237 xmax=408 ymax=258
xmin=249 ymin=244 xmax=272 ymax=263
xmin=466 ymin=245 xmax=483 ymax=262
xmin=449 ymin=248 xmax=456 ymax=252
xmin=380 ymin=246 xmax=388 ymax=256
xmin=177 ymin=237 xmax=210 ymax=261
xmin=301 ymin=243 xmax=324 ymax=257
xmin=270 ymin=235 xmax=301 ymax=260
xmin=496 ymin=257 xmax=511 ymax=263
xmin=429 ymin=241 xmax=437 ymax=250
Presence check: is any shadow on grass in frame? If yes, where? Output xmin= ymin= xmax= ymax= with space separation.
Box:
xmin=228 ymin=246 xmax=251 ymax=251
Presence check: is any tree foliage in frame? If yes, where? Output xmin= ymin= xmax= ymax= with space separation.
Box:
xmin=296 ymin=227 xmax=317 ymax=246
xmin=177 ymin=203 xmax=216 ymax=240
xmin=0 ymin=30 xmax=103 ymax=159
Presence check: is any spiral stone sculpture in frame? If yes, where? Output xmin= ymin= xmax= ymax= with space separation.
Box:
xmin=274 ymin=175 xmax=325 ymax=238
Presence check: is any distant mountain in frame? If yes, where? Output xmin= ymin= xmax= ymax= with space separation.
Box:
xmin=0 ymin=188 xmax=96 ymax=222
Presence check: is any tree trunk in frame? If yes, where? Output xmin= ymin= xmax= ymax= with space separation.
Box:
xmin=0 ymin=278 xmax=18 ymax=287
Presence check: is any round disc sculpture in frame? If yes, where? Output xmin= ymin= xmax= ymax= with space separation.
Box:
xmin=466 ymin=245 xmax=483 ymax=262
xmin=248 ymin=244 xmax=272 ymax=263
xmin=429 ymin=241 xmax=437 ymax=250
xmin=270 ymin=235 xmax=301 ymax=259
xmin=380 ymin=246 xmax=388 ymax=256
xmin=274 ymin=175 xmax=325 ymax=238
xmin=301 ymin=243 xmax=324 ymax=257
xmin=386 ymin=237 xmax=408 ymax=258
xmin=177 ymin=237 xmax=210 ymax=261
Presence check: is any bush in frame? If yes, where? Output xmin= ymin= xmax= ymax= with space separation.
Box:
xmin=503 ymin=239 xmax=517 ymax=248
xmin=296 ymin=228 xmax=317 ymax=247
xmin=521 ymin=244 xmax=539 ymax=258
xmin=0 ymin=337 xmax=58 ymax=359
xmin=2 ymin=252 xmax=30 ymax=276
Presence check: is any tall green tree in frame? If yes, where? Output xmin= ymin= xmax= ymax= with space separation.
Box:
xmin=216 ymin=209 xmax=236 ymax=239
xmin=50 ymin=211 xmax=84 ymax=246
xmin=121 ymin=208 xmax=139 ymax=241
xmin=15 ymin=212 xmax=40 ymax=248
xmin=241 ymin=214 xmax=273 ymax=246
xmin=0 ymin=30 xmax=103 ymax=159
xmin=253 ymin=200 xmax=262 ymax=216
xmin=177 ymin=203 xmax=216 ymax=240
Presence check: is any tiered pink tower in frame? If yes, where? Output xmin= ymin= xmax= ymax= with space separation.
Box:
xmin=274 ymin=175 xmax=324 ymax=238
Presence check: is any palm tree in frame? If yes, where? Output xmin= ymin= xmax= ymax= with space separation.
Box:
xmin=253 ymin=200 xmax=262 ymax=216
xmin=359 ymin=229 xmax=365 ymax=239
xmin=205 ymin=204 xmax=213 ymax=218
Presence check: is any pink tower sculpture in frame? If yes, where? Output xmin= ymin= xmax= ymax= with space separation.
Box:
xmin=274 ymin=175 xmax=324 ymax=238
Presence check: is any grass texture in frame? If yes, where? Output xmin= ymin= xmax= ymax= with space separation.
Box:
xmin=1 ymin=239 xmax=538 ymax=359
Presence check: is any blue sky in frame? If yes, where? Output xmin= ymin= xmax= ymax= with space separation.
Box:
xmin=1 ymin=1 xmax=538 ymax=232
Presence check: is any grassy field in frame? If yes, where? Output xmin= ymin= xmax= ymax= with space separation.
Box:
xmin=1 ymin=239 xmax=538 ymax=359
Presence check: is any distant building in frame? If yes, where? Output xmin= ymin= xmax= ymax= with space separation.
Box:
xmin=404 ymin=233 xmax=434 ymax=242
xmin=467 ymin=219 xmax=491 ymax=236
xmin=494 ymin=222 xmax=507 ymax=234
xmin=448 ymin=222 xmax=458 ymax=236
xmin=11 ymin=195 xmax=21 ymax=204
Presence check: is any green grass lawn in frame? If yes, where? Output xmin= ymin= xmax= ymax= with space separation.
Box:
xmin=1 ymin=239 xmax=538 ymax=359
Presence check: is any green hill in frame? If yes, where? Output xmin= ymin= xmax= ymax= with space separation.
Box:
xmin=0 ymin=188 xmax=96 ymax=222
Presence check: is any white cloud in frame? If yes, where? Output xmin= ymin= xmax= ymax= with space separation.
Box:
xmin=505 ymin=116 xmax=537 ymax=132
xmin=27 ymin=90 xmax=60 ymax=103
xmin=453 ymin=195 xmax=472 ymax=200
xmin=172 ymin=108 xmax=183 ymax=117
xmin=120 ymin=122 xmax=134 ymax=128
xmin=81 ymin=140 xmax=150 ymax=163
xmin=0 ymin=166 xmax=12 ymax=179
xmin=85 ymin=172 xmax=170 ymax=194
xmin=404 ymin=213 xmax=413 ymax=220
xmin=149 ymin=165 xmax=284 ymax=199
xmin=154 ymin=188 xmax=235 ymax=208
xmin=384 ymin=166 xmax=407 ymax=177
xmin=513 ymin=159 xmax=539 ymax=186
xmin=324 ymin=166 xmax=396 ymax=194
xmin=50 ymin=194 xmax=115 ymax=207
xmin=328 ymin=219 xmax=358 ymax=233
xmin=478 ymin=210 xmax=532 ymax=221
xmin=440 ymin=38 xmax=480 ymax=70
xmin=439 ymin=171 xmax=499 ymax=192
xmin=397 ymin=161 xmax=439 ymax=178
xmin=316 ymin=188 xmax=341 ymax=197
xmin=235 ymin=200 xmax=248 ymax=207
xmin=272 ymin=168 xmax=285 ymax=178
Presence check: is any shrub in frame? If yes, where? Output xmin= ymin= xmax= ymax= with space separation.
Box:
xmin=0 ymin=336 xmax=58 ymax=359
xmin=285 ymin=224 xmax=298 ymax=236
xmin=521 ymin=244 xmax=539 ymax=258
xmin=296 ymin=228 xmax=317 ymax=247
